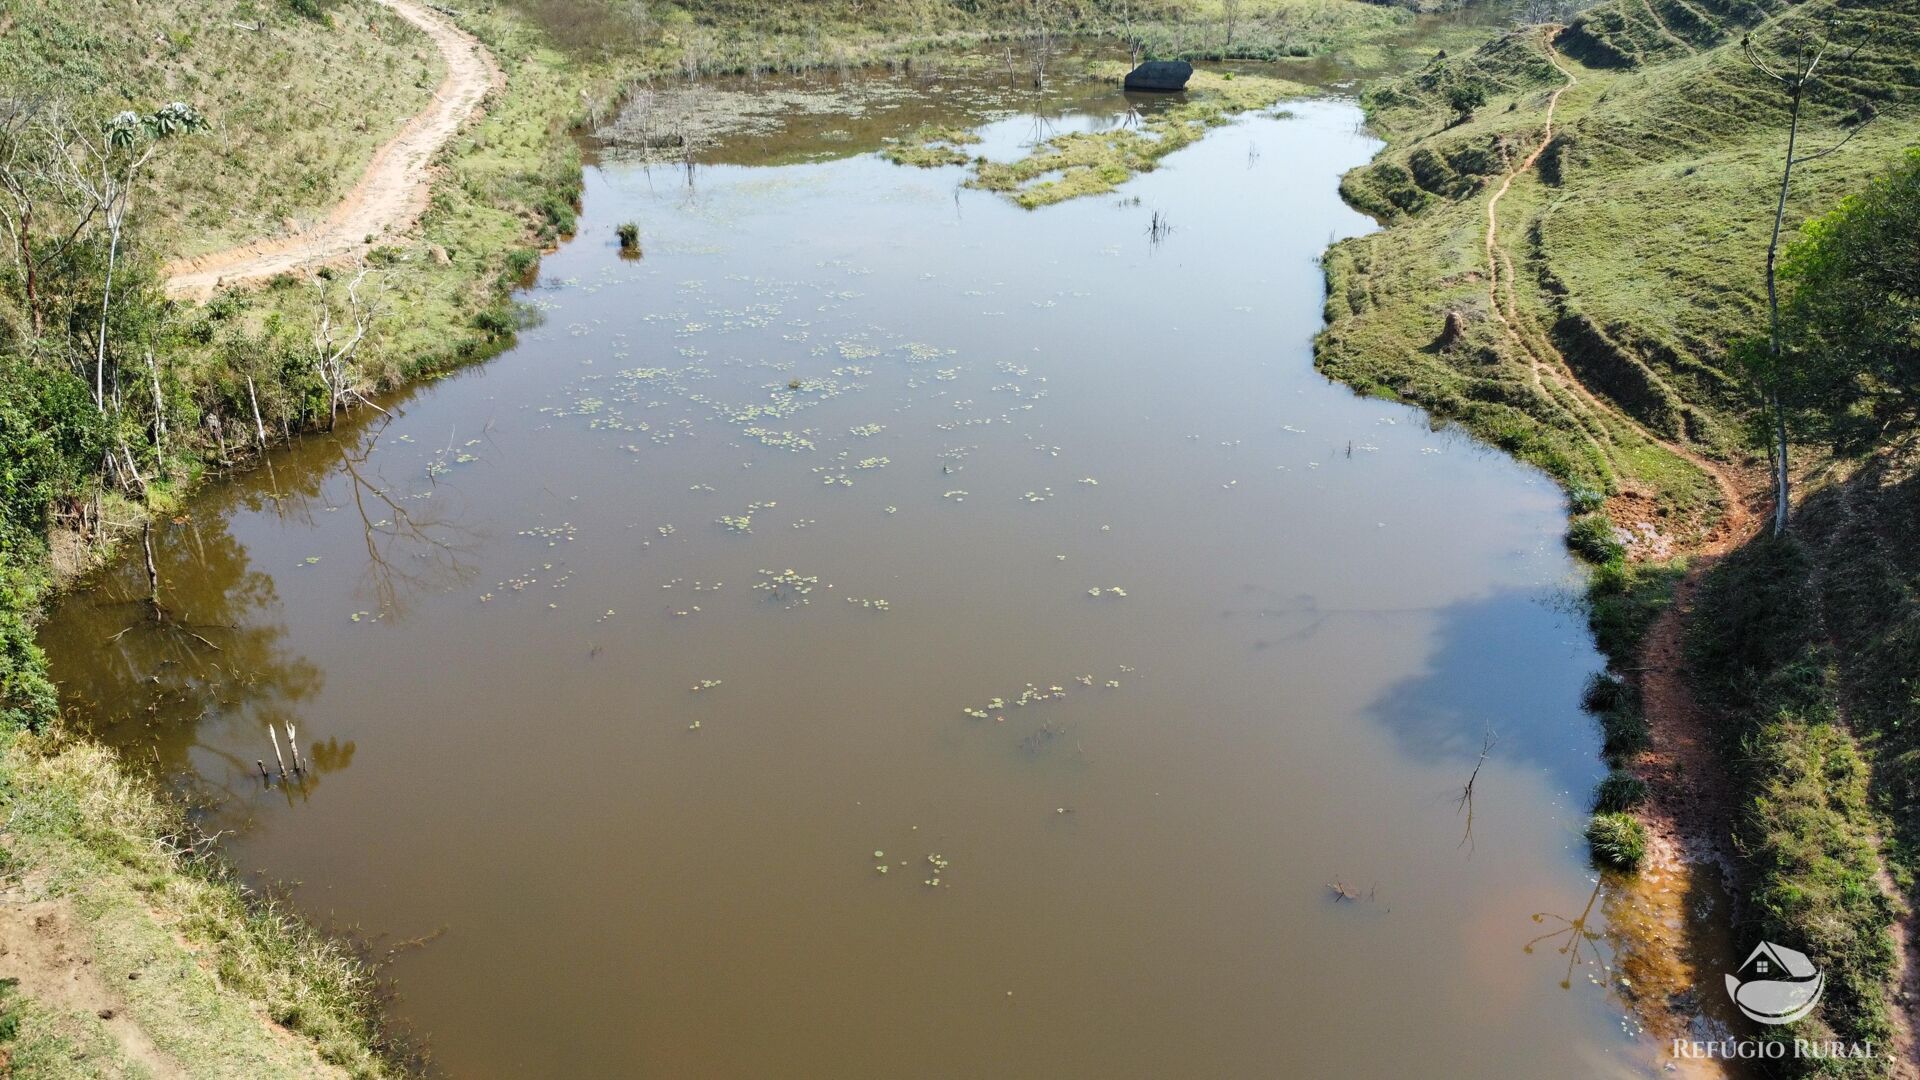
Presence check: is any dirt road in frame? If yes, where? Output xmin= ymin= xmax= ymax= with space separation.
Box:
xmin=164 ymin=0 xmax=499 ymax=300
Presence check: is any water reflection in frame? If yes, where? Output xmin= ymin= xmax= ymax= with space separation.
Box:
xmin=334 ymin=419 xmax=481 ymax=618
xmin=1528 ymin=878 xmax=1611 ymax=991
xmin=1366 ymin=589 xmax=1602 ymax=794
xmin=46 ymin=75 xmax=1663 ymax=1078
xmin=60 ymin=510 xmax=323 ymax=776
xmin=45 ymin=418 xmax=473 ymax=800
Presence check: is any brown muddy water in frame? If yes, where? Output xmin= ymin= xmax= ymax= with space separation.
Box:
xmin=48 ymin=70 xmax=1737 ymax=1078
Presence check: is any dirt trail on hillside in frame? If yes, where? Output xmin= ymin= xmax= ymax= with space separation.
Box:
xmin=1486 ymin=35 xmax=1919 ymax=1079
xmin=164 ymin=0 xmax=500 ymax=300
xmin=1486 ymin=35 xmax=1753 ymax=534
xmin=1483 ymin=33 xmax=1764 ymax=1076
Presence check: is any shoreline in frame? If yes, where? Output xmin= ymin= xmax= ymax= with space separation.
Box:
xmin=1 ymin=8 xmax=1521 ymax=1073
xmin=17 ymin=0 xmax=1902 ymax=1070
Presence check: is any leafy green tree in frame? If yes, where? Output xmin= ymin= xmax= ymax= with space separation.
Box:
xmin=1445 ymin=80 xmax=1486 ymax=124
xmin=1780 ymin=148 xmax=1920 ymax=442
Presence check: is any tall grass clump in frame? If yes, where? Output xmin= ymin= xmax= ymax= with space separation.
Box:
xmin=1585 ymin=812 xmax=1647 ymax=869
xmin=1592 ymin=769 xmax=1647 ymax=812
xmin=1566 ymin=513 xmax=1626 ymax=564
xmin=1581 ymin=672 xmax=1649 ymax=763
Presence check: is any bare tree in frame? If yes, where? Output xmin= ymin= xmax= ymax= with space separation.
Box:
xmin=1222 ymin=0 xmax=1243 ymax=54
xmin=310 ymin=265 xmax=384 ymax=430
xmin=1745 ymin=20 xmax=1875 ymax=536
xmin=1024 ymin=0 xmax=1069 ymax=88
xmin=0 ymin=97 xmax=99 ymax=336
xmin=1111 ymin=0 xmax=1146 ymax=66
xmin=1515 ymin=0 xmax=1581 ymax=27
xmin=55 ymin=102 xmax=204 ymax=411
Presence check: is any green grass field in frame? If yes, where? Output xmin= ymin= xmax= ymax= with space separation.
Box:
xmin=1317 ymin=0 xmax=1920 ymax=1066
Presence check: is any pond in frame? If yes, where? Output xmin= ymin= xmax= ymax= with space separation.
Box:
xmin=47 ymin=64 xmax=1686 ymax=1078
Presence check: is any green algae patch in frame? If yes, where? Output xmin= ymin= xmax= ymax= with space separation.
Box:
xmin=970 ymin=67 xmax=1307 ymax=208
xmin=883 ymin=124 xmax=985 ymax=167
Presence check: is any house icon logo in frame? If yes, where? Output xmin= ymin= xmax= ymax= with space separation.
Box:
xmin=1726 ymin=942 xmax=1825 ymax=1025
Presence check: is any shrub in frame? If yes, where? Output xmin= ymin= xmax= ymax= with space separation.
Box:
xmin=471 ymin=305 xmax=516 ymax=340
xmin=1598 ymin=702 xmax=1650 ymax=761
xmin=1567 ymin=513 xmax=1625 ymax=564
xmin=1445 ymin=80 xmax=1487 ymax=122
xmin=0 ymin=357 xmax=103 ymax=731
xmin=1581 ymin=671 xmax=1628 ymax=713
xmin=1567 ymin=485 xmax=1606 ymax=514
xmin=615 ymin=222 xmax=640 ymax=252
xmin=502 ymin=248 xmax=539 ymax=288
xmin=1586 ymin=812 xmax=1647 ymax=870
xmin=1592 ymin=770 xmax=1647 ymax=812
xmin=537 ymin=195 xmax=576 ymax=236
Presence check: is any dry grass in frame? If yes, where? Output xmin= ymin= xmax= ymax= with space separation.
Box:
xmin=1 ymin=0 xmax=442 ymax=260
xmin=0 ymin=733 xmax=403 ymax=1076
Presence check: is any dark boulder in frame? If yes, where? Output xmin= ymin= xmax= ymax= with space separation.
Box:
xmin=1123 ymin=60 xmax=1193 ymax=93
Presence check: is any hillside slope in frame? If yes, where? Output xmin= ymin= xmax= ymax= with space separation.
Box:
xmin=1317 ymin=0 xmax=1920 ymax=1068
xmin=1324 ymin=0 xmax=1915 ymax=540
xmin=1 ymin=0 xmax=442 ymax=261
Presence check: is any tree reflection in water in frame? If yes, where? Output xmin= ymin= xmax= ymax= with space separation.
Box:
xmin=1525 ymin=878 xmax=1612 ymax=991
xmin=44 ymin=417 xmax=473 ymax=809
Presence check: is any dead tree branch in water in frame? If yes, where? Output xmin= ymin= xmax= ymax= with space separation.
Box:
xmin=142 ymin=521 xmax=163 ymax=619
xmin=1326 ymin=879 xmax=1379 ymax=904
xmin=1455 ymin=722 xmax=1496 ymax=855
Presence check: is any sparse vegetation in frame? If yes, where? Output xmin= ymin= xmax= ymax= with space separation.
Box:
xmin=1690 ymin=532 xmax=1899 ymax=1063
xmin=972 ymin=69 xmax=1303 ymax=207
xmin=0 ymin=734 xmax=408 ymax=1075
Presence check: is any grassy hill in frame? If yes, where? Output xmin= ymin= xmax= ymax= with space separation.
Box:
xmin=1318 ymin=0 xmax=1920 ymax=1067
xmin=1325 ymin=0 xmax=1917 ymax=535
xmin=1 ymin=0 xmax=442 ymax=260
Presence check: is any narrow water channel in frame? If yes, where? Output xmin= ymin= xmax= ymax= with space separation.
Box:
xmin=49 ymin=77 xmax=1676 ymax=1077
